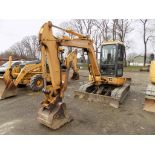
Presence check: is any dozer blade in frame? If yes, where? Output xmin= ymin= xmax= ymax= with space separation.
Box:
xmin=37 ymin=103 xmax=73 ymax=129
xmin=143 ymin=83 xmax=155 ymax=113
xmin=74 ymin=82 xmax=130 ymax=108
xmin=0 ymin=77 xmax=17 ymax=100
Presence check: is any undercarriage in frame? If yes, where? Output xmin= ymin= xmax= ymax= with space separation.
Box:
xmin=74 ymin=82 xmax=130 ymax=108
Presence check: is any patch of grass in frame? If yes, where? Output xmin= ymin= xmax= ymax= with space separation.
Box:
xmin=78 ymin=63 xmax=142 ymax=72
xmin=124 ymin=66 xmax=142 ymax=72
xmin=78 ymin=63 xmax=88 ymax=70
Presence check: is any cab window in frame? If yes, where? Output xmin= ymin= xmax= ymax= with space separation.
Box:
xmin=117 ymin=45 xmax=124 ymax=61
xmin=101 ymin=45 xmax=116 ymax=65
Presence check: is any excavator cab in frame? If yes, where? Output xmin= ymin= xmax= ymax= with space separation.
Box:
xmin=100 ymin=41 xmax=125 ymax=77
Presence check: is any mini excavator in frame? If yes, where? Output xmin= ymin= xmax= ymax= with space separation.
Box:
xmin=37 ymin=21 xmax=131 ymax=129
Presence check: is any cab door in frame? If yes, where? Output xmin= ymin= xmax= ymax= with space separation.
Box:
xmin=115 ymin=44 xmax=125 ymax=77
xmin=100 ymin=44 xmax=117 ymax=77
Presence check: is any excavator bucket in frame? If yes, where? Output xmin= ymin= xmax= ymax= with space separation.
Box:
xmin=143 ymin=83 xmax=155 ymax=113
xmin=37 ymin=102 xmax=73 ymax=129
xmin=74 ymin=82 xmax=130 ymax=108
xmin=0 ymin=77 xmax=17 ymax=100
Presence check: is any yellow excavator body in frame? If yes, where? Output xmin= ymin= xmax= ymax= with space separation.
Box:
xmin=37 ymin=21 xmax=131 ymax=129
xmin=144 ymin=60 xmax=155 ymax=112
xmin=89 ymin=75 xmax=126 ymax=86
xmin=150 ymin=61 xmax=155 ymax=84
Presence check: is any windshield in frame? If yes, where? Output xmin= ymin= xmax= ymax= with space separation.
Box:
xmin=101 ymin=45 xmax=116 ymax=65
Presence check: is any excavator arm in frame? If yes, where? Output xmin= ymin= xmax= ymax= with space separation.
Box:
xmin=60 ymin=39 xmax=102 ymax=83
xmin=64 ymin=49 xmax=79 ymax=80
xmin=37 ymin=21 xmax=103 ymax=129
xmin=38 ymin=22 xmax=72 ymax=129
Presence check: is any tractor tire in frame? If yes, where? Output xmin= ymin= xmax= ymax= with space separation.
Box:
xmin=29 ymin=75 xmax=44 ymax=92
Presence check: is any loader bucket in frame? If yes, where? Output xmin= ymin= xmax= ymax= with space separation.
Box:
xmin=0 ymin=77 xmax=17 ymax=100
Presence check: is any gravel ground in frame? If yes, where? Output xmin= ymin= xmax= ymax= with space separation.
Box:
xmin=0 ymin=70 xmax=154 ymax=135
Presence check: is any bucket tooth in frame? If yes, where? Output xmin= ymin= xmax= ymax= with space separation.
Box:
xmin=0 ymin=77 xmax=17 ymax=100
xmin=37 ymin=103 xmax=73 ymax=129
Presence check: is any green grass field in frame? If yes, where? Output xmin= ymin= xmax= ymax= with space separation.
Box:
xmin=123 ymin=66 xmax=142 ymax=72
xmin=79 ymin=63 xmax=142 ymax=72
xmin=78 ymin=63 xmax=142 ymax=72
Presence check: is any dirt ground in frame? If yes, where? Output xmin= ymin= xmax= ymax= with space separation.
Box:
xmin=0 ymin=70 xmax=154 ymax=135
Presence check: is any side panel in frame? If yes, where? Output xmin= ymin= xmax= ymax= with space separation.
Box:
xmin=150 ymin=61 xmax=155 ymax=84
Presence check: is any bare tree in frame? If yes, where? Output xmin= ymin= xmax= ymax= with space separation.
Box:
xmin=116 ymin=19 xmax=133 ymax=42
xmin=9 ymin=42 xmax=25 ymax=58
xmin=127 ymin=52 xmax=138 ymax=66
xmin=58 ymin=21 xmax=74 ymax=38
xmin=109 ymin=19 xmax=133 ymax=66
xmin=70 ymin=19 xmax=95 ymax=35
xmin=92 ymin=19 xmax=111 ymax=58
xmin=6 ymin=35 xmax=39 ymax=60
xmin=59 ymin=19 xmax=134 ymax=64
xmin=64 ymin=19 xmax=96 ymax=62
xmin=111 ymin=19 xmax=118 ymax=41
xmin=117 ymin=19 xmax=133 ymax=66
xmin=21 ymin=35 xmax=39 ymax=59
xmin=92 ymin=28 xmax=102 ymax=59
xmin=140 ymin=19 xmax=155 ymax=66
xmin=93 ymin=19 xmax=110 ymax=40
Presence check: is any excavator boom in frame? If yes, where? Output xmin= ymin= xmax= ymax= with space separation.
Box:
xmin=37 ymin=21 xmax=103 ymax=129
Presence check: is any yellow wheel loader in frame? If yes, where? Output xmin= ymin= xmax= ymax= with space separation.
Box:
xmin=143 ymin=60 xmax=155 ymax=112
xmin=0 ymin=61 xmax=43 ymax=99
xmin=0 ymin=50 xmax=79 ymax=100
xmin=37 ymin=21 xmax=131 ymax=129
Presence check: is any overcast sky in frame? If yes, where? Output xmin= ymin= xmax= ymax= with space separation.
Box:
xmin=0 ymin=19 xmax=154 ymax=56
xmin=0 ymin=19 xmax=64 ymax=52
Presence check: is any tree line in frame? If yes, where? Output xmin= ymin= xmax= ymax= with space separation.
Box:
xmin=0 ymin=19 xmax=155 ymax=66
xmin=0 ymin=35 xmax=39 ymax=60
